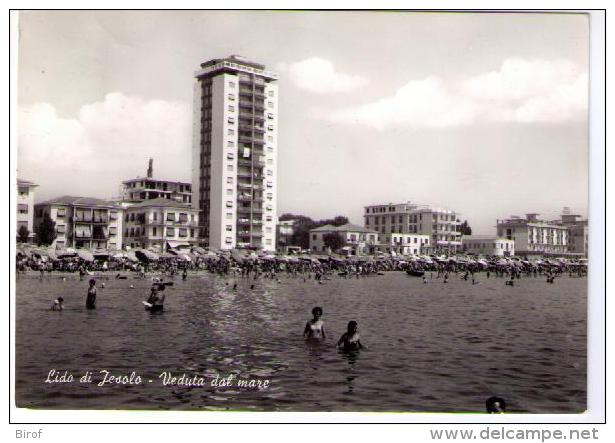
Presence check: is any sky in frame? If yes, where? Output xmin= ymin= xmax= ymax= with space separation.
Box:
xmin=16 ymin=11 xmax=590 ymax=234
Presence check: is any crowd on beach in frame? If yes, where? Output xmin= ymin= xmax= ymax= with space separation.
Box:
xmin=22 ymin=245 xmax=585 ymax=414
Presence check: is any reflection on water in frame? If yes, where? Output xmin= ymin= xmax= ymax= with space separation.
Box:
xmin=15 ymin=272 xmax=587 ymax=412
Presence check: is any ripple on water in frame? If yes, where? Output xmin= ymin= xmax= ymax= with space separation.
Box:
xmin=15 ymin=272 xmax=587 ymax=412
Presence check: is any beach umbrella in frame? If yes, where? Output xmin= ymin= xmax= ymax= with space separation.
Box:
xmin=135 ymin=249 xmax=159 ymax=262
xmin=46 ymin=249 xmax=58 ymax=260
xmin=77 ymin=250 xmax=95 ymax=262
xmin=124 ymin=251 xmax=139 ymax=262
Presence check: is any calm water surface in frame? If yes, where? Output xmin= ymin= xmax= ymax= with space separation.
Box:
xmin=15 ymin=272 xmax=587 ymax=412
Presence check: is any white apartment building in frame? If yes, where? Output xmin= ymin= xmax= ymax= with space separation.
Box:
xmin=123 ymin=198 xmax=199 ymax=250
xmin=34 ymin=196 xmax=123 ymax=250
xmin=192 ymin=55 xmax=279 ymax=251
xmin=496 ymin=214 xmax=568 ymax=256
xmin=462 ymin=235 xmax=515 ymax=256
xmin=559 ymin=213 xmax=588 ymax=257
xmin=17 ymin=179 xmax=38 ymax=243
xmin=364 ymin=202 xmax=461 ymax=253
xmin=372 ymin=233 xmax=431 ymax=255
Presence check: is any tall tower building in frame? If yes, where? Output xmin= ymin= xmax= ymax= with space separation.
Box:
xmin=192 ymin=55 xmax=279 ymax=251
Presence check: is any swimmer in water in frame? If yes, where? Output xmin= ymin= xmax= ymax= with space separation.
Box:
xmin=51 ymin=297 xmax=64 ymax=311
xmin=485 ymin=396 xmax=506 ymax=413
xmin=303 ymin=306 xmax=326 ymax=340
xmin=86 ymin=279 xmax=97 ymax=309
xmin=337 ymin=321 xmax=364 ymax=352
xmin=146 ymin=283 xmax=165 ymax=312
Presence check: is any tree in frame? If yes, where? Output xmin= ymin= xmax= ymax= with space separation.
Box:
xmin=330 ymin=216 xmax=349 ymax=227
xmin=279 ymin=213 xmax=352 ymax=249
xmin=459 ymin=220 xmax=472 ymax=236
xmin=36 ymin=213 xmax=57 ymax=246
xmin=323 ymin=232 xmax=345 ymax=251
xmin=17 ymin=225 xmax=30 ymax=243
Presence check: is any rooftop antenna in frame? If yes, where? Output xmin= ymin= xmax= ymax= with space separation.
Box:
xmin=147 ymin=158 xmax=153 ymax=179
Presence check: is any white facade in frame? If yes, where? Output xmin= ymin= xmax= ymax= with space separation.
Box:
xmin=123 ymin=198 xmax=199 ymax=250
xmin=462 ymin=235 xmax=515 ymax=256
xmin=497 ymin=214 xmax=568 ymax=256
xmin=17 ymin=179 xmax=37 ymax=242
xmin=309 ymin=224 xmax=378 ymax=255
xmin=34 ymin=197 xmax=123 ymax=250
xmin=374 ymin=233 xmax=431 ymax=255
xmin=364 ymin=202 xmax=461 ymax=253
xmin=193 ymin=56 xmax=278 ymax=251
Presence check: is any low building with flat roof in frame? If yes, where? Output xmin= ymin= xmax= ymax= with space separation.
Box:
xmin=462 ymin=235 xmax=515 ymax=256
xmin=309 ymin=223 xmax=378 ymax=256
xmin=370 ymin=233 xmax=431 ymax=255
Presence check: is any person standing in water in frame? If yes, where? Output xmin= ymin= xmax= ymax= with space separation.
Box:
xmin=51 ymin=297 xmax=64 ymax=311
xmin=337 ymin=321 xmax=364 ymax=351
xmin=86 ymin=279 xmax=97 ymax=309
xmin=303 ymin=306 xmax=326 ymax=340
xmin=146 ymin=283 xmax=166 ymax=312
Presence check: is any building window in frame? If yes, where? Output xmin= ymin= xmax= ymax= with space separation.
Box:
xmin=109 ymin=226 xmax=117 ymax=235
xmin=268 ymin=90 xmax=274 ymax=97
xmin=228 ymin=105 xmax=235 ymax=112
xmin=18 ymin=204 xmax=28 ymax=214
xmin=167 ymin=212 xmax=176 ymax=221
xmin=152 ymin=227 xmax=157 ymax=236
xmin=226 ymin=213 xmax=233 ymax=219
xmin=179 ymin=228 xmax=188 ymax=238
xmin=228 ymin=116 xmax=235 ymax=124
xmin=267 ymin=101 xmax=274 ymax=108
xmin=109 ymin=211 xmax=117 ymax=221
xmin=226 ymin=201 xmax=233 ymax=208
xmin=56 ymin=225 xmax=66 ymax=234
xmin=226 ymin=189 xmax=233 ymax=196
xmin=56 ymin=207 xmax=66 ymax=217
xmin=227 ymin=164 xmax=234 ymax=172
xmin=227 ymin=140 xmax=235 ymax=147
xmin=167 ymin=227 xmax=175 ymax=236
xmin=226 ymin=225 xmax=233 ymax=231
xmin=228 ymin=94 xmax=235 ymax=101
xmin=267 ymin=113 xmax=274 ymax=119
xmin=225 ymin=237 xmax=232 ymax=244
xmin=229 ymin=81 xmax=236 ymax=88
xmin=227 ymin=152 xmax=235 ymax=160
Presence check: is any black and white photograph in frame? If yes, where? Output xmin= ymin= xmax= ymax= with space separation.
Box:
xmin=10 ymin=9 xmax=605 ymax=422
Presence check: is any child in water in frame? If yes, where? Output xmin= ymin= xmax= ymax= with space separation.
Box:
xmin=51 ymin=297 xmax=64 ymax=311
xmin=337 ymin=321 xmax=364 ymax=351
xmin=303 ymin=306 xmax=326 ymax=340
xmin=86 ymin=279 xmax=97 ymax=309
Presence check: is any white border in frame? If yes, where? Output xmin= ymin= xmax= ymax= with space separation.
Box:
xmin=5 ymin=4 xmax=608 ymax=432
